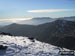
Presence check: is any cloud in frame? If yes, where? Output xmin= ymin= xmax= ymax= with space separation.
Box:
xmin=0 ymin=18 xmax=31 ymax=23
xmin=27 ymin=9 xmax=75 ymax=13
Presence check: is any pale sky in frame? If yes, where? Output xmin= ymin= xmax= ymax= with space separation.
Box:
xmin=0 ymin=0 xmax=75 ymax=19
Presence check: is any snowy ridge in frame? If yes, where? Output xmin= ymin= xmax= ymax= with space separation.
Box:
xmin=0 ymin=35 xmax=70 ymax=56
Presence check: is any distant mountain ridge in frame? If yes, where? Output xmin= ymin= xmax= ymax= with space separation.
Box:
xmin=0 ymin=16 xmax=75 ymax=26
xmin=32 ymin=17 xmax=53 ymax=20
xmin=18 ymin=17 xmax=55 ymax=25
xmin=0 ymin=17 xmax=55 ymax=26
xmin=57 ymin=16 xmax=75 ymax=21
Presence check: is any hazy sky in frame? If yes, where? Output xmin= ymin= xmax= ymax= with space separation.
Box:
xmin=0 ymin=0 xmax=75 ymax=19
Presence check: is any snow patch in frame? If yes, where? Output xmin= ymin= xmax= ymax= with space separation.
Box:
xmin=0 ymin=35 xmax=70 ymax=56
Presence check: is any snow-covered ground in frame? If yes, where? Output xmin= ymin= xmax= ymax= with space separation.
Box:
xmin=0 ymin=35 xmax=72 ymax=56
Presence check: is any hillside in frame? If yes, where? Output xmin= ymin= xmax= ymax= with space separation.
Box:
xmin=37 ymin=20 xmax=75 ymax=50
xmin=0 ymin=19 xmax=75 ymax=50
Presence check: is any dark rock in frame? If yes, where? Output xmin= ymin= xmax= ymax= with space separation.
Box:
xmin=0 ymin=32 xmax=12 ymax=36
xmin=28 ymin=37 xmax=35 ymax=42
xmin=0 ymin=45 xmax=8 ymax=50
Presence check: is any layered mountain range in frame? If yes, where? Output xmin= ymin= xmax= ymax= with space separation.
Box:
xmin=0 ymin=17 xmax=55 ymax=26
xmin=0 ymin=16 xmax=75 ymax=50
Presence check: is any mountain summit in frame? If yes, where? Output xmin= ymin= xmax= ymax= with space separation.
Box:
xmin=32 ymin=17 xmax=53 ymax=20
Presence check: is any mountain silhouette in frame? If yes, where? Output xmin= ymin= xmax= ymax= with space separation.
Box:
xmin=57 ymin=16 xmax=75 ymax=21
xmin=0 ymin=17 xmax=55 ymax=26
xmin=18 ymin=17 xmax=55 ymax=25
